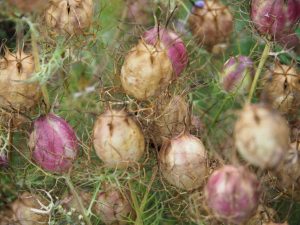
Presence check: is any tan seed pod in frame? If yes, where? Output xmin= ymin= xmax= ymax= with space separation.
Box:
xmin=45 ymin=0 xmax=93 ymax=35
xmin=262 ymin=62 xmax=300 ymax=114
xmin=7 ymin=0 xmax=48 ymax=12
xmin=188 ymin=0 xmax=233 ymax=51
xmin=0 ymin=49 xmax=41 ymax=127
xmin=246 ymin=205 xmax=276 ymax=225
xmin=276 ymin=142 xmax=300 ymax=200
xmin=93 ymin=109 xmax=145 ymax=169
xmin=0 ymin=209 xmax=20 ymax=225
xmin=234 ymin=104 xmax=290 ymax=169
xmin=121 ymin=40 xmax=173 ymax=100
xmin=159 ymin=132 xmax=207 ymax=190
xmin=153 ymin=95 xmax=189 ymax=145
xmin=94 ymin=183 xmax=133 ymax=225
xmin=11 ymin=192 xmax=49 ymax=225
xmin=126 ymin=0 xmax=152 ymax=25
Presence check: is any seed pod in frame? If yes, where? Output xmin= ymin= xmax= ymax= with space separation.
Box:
xmin=7 ymin=0 xmax=47 ymax=12
xmin=121 ymin=40 xmax=173 ymax=100
xmin=45 ymin=0 xmax=93 ymax=35
xmin=234 ymin=104 xmax=290 ymax=169
xmin=277 ymin=142 xmax=300 ymax=197
xmin=220 ymin=55 xmax=255 ymax=93
xmin=29 ymin=113 xmax=78 ymax=173
xmin=262 ymin=63 xmax=300 ymax=114
xmin=143 ymin=27 xmax=188 ymax=76
xmin=153 ymin=95 xmax=189 ymax=145
xmin=0 ymin=209 xmax=19 ymax=225
xmin=95 ymin=184 xmax=133 ymax=225
xmin=188 ymin=0 xmax=233 ymax=51
xmin=0 ymin=49 xmax=41 ymax=127
xmin=264 ymin=223 xmax=289 ymax=225
xmin=11 ymin=192 xmax=49 ymax=225
xmin=93 ymin=109 xmax=145 ymax=169
xmin=126 ymin=0 xmax=152 ymax=25
xmin=158 ymin=132 xmax=207 ymax=190
xmin=246 ymin=205 xmax=276 ymax=225
xmin=251 ymin=0 xmax=300 ymax=47
xmin=290 ymin=119 xmax=300 ymax=142
xmin=205 ymin=165 xmax=261 ymax=225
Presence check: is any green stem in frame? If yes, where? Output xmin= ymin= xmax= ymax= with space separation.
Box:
xmin=248 ymin=42 xmax=271 ymax=102
xmin=30 ymin=24 xmax=51 ymax=113
xmin=16 ymin=20 xmax=24 ymax=52
xmin=64 ymin=175 xmax=92 ymax=225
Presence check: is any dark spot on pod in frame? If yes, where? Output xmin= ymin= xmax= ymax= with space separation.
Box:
xmin=124 ymin=118 xmax=130 ymax=125
xmin=108 ymin=123 xmax=114 ymax=135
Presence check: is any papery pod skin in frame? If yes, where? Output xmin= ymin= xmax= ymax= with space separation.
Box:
xmin=0 ymin=49 xmax=41 ymax=127
xmin=61 ymin=191 xmax=93 ymax=221
xmin=7 ymin=0 xmax=48 ymax=12
xmin=61 ymin=191 xmax=92 ymax=211
xmin=251 ymin=0 xmax=300 ymax=48
xmin=29 ymin=113 xmax=78 ymax=173
xmin=120 ymin=40 xmax=173 ymax=100
xmin=126 ymin=0 xmax=152 ymax=25
xmin=290 ymin=119 xmax=300 ymax=142
xmin=93 ymin=109 xmax=145 ymax=169
xmin=234 ymin=104 xmax=290 ymax=169
xmin=262 ymin=63 xmax=300 ymax=114
xmin=246 ymin=205 xmax=276 ymax=225
xmin=264 ymin=223 xmax=289 ymax=225
xmin=188 ymin=0 xmax=233 ymax=51
xmin=95 ymin=184 xmax=133 ymax=225
xmin=45 ymin=0 xmax=93 ymax=35
xmin=221 ymin=55 xmax=255 ymax=93
xmin=144 ymin=27 xmax=188 ymax=76
xmin=0 ymin=209 xmax=20 ymax=225
xmin=153 ymin=95 xmax=189 ymax=145
xmin=205 ymin=166 xmax=261 ymax=225
xmin=277 ymin=142 xmax=300 ymax=200
xmin=11 ymin=192 xmax=49 ymax=225
xmin=158 ymin=132 xmax=207 ymax=190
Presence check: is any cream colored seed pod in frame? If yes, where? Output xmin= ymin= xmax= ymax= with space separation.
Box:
xmin=8 ymin=0 xmax=47 ymax=12
xmin=0 ymin=209 xmax=19 ymax=225
xmin=276 ymin=142 xmax=300 ymax=200
xmin=188 ymin=0 xmax=233 ymax=51
xmin=11 ymin=192 xmax=49 ymax=225
xmin=153 ymin=95 xmax=189 ymax=145
xmin=45 ymin=0 xmax=93 ymax=35
xmin=93 ymin=109 xmax=145 ymax=169
xmin=121 ymin=40 xmax=173 ymax=100
xmin=159 ymin=132 xmax=207 ymax=190
xmin=95 ymin=183 xmax=133 ymax=225
xmin=0 ymin=50 xmax=41 ymax=127
xmin=262 ymin=63 xmax=300 ymax=114
xmin=234 ymin=104 xmax=290 ymax=169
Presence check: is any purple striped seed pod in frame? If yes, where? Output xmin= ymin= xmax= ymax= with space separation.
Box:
xmin=251 ymin=0 xmax=300 ymax=48
xmin=143 ymin=27 xmax=188 ymax=77
xmin=205 ymin=165 xmax=261 ymax=224
xmin=0 ymin=151 xmax=8 ymax=168
xmin=221 ymin=56 xmax=255 ymax=93
xmin=29 ymin=114 xmax=78 ymax=173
